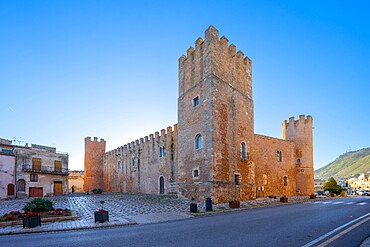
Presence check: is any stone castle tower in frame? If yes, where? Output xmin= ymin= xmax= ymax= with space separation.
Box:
xmin=84 ymin=137 xmax=106 ymax=191
xmin=84 ymin=26 xmax=314 ymax=203
xmin=282 ymin=115 xmax=314 ymax=195
xmin=177 ymin=26 xmax=255 ymax=202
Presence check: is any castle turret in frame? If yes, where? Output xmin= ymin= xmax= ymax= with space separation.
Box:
xmin=282 ymin=115 xmax=314 ymax=195
xmin=177 ymin=26 xmax=255 ymax=203
xmin=84 ymin=137 xmax=106 ymax=192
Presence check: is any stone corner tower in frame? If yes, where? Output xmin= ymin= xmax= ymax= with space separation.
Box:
xmin=282 ymin=115 xmax=314 ymax=195
xmin=177 ymin=25 xmax=255 ymax=203
xmin=84 ymin=136 xmax=106 ymax=192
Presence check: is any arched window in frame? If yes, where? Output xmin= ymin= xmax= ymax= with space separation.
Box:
xmin=195 ymin=134 xmax=203 ymax=150
xmin=17 ymin=179 xmax=26 ymax=192
xmin=241 ymin=142 xmax=247 ymax=160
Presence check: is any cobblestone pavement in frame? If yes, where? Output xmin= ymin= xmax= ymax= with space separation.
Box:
xmin=0 ymin=194 xmax=326 ymax=235
xmin=0 ymin=193 xmax=192 ymax=235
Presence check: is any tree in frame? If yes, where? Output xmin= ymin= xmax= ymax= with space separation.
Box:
xmin=323 ymin=177 xmax=342 ymax=196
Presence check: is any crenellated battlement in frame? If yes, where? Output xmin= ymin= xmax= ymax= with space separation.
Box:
xmin=179 ymin=25 xmax=252 ymax=97
xmin=282 ymin=115 xmax=313 ymax=128
xmin=105 ymin=124 xmax=178 ymax=156
xmin=85 ymin=136 xmax=106 ymax=144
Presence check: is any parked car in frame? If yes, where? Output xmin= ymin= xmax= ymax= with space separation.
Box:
xmin=359 ymin=190 xmax=369 ymax=196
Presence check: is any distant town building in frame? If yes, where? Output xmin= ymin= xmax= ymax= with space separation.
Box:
xmin=68 ymin=170 xmax=84 ymax=193
xmin=0 ymin=138 xmax=69 ymax=198
xmin=84 ymin=26 xmax=314 ymax=203
xmin=314 ymin=179 xmax=325 ymax=191
xmin=348 ymin=172 xmax=370 ymax=190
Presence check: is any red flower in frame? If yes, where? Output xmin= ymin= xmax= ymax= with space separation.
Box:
xmin=56 ymin=211 xmax=63 ymax=215
xmin=25 ymin=212 xmax=38 ymax=217
xmin=55 ymin=208 xmax=63 ymax=211
xmin=98 ymin=209 xmax=106 ymax=213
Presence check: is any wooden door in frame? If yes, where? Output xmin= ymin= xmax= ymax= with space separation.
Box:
xmin=29 ymin=187 xmax=43 ymax=197
xmin=54 ymin=160 xmax=62 ymax=172
xmin=32 ymin=158 xmax=41 ymax=171
xmin=54 ymin=181 xmax=63 ymax=195
xmin=7 ymin=184 xmax=15 ymax=196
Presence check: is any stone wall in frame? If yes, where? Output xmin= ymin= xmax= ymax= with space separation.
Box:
xmin=0 ymin=152 xmax=16 ymax=199
xmin=254 ymin=134 xmax=296 ymax=197
xmin=103 ymin=125 xmax=178 ymax=195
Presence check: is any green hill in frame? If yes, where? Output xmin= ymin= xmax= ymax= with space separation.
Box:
xmin=315 ymin=147 xmax=370 ymax=180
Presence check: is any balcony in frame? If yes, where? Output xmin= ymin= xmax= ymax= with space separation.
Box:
xmin=22 ymin=164 xmax=69 ymax=176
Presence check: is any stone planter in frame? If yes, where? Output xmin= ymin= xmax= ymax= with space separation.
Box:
xmin=23 ymin=215 xmax=41 ymax=228
xmin=280 ymin=196 xmax=288 ymax=203
xmin=94 ymin=211 xmax=109 ymax=223
xmin=190 ymin=203 xmax=198 ymax=213
xmin=229 ymin=200 xmax=240 ymax=208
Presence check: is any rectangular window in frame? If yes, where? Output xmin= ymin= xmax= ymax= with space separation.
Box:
xmin=54 ymin=160 xmax=62 ymax=172
xmin=30 ymin=174 xmax=38 ymax=182
xmin=284 ymin=176 xmax=288 ymax=186
xmin=32 ymin=158 xmax=41 ymax=171
xmin=263 ymin=174 xmax=268 ymax=185
xmin=192 ymin=96 xmax=199 ymax=107
xmin=276 ymin=151 xmax=282 ymax=162
xmin=159 ymin=146 xmax=165 ymax=157
xmin=235 ymin=174 xmax=240 ymax=185
xmin=193 ymin=169 xmax=199 ymax=178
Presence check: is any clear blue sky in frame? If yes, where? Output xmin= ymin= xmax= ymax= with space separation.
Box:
xmin=1 ymin=0 xmax=369 ymax=171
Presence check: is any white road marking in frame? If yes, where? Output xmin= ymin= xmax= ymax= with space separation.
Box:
xmin=346 ymin=202 xmax=355 ymax=205
xmin=356 ymin=202 xmax=367 ymax=205
xmin=302 ymin=212 xmax=370 ymax=247
xmin=332 ymin=202 xmax=344 ymax=204
xmin=322 ymin=201 xmax=332 ymax=204
xmin=316 ymin=216 xmax=370 ymax=247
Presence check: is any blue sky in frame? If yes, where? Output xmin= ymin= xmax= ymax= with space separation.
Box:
xmin=1 ymin=0 xmax=369 ymax=171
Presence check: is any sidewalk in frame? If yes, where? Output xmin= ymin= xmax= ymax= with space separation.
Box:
xmin=0 ymin=194 xmax=330 ymax=235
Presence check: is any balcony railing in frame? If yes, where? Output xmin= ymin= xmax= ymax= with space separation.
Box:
xmin=22 ymin=164 xmax=69 ymax=175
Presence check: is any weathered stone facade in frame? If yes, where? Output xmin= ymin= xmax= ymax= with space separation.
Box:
xmin=84 ymin=26 xmax=314 ymax=203
xmin=0 ymin=140 xmax=69 ymax=198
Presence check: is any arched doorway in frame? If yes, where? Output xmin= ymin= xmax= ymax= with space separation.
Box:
xmin=159 ymin=176 xmax=164 ymax=194
xmin=17 ymin=179 xmax=26 ymax=192
xmin=7 ymin=184 xmax=15 ymax=196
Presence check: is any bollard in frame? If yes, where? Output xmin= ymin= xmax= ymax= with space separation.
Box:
xmin=206 ymin=197 xmax=213 ymax=211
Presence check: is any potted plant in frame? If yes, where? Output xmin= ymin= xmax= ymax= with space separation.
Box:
xmin=309 ymin=194 xmax=316 ymax=199
xmin=190 ymin=198 xmax=197 ymax=213
xmin=280 ymin=196 xmax=288 ymax=203
xmin=229 ymin=200 xmax=240 ymax=208
xmin=94 ymin=200 xmax=109 ymax=223
xmin=23 ymin=212 xmax=41 ymax=228
xmin=91 ymin=188 xmax=103 ymax=194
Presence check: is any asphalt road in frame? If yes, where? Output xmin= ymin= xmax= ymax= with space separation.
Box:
xmin=1 ymin=197 xmax=369 ymax=247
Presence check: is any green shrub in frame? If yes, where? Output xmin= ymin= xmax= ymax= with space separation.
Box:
xmin=323 ymin=177 xmax=342 ymax=196
xmin=91 ymin=188 xmax=103 ymax=194
xmin=23 ymin=198 xmax=54 ymax=212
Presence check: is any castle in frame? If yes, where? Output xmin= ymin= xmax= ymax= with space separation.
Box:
xmin=84 ymin=26 xmax=314 ymax=203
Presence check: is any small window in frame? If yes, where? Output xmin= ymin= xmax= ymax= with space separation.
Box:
xmin=193 ymin=169 xmax=199 ymax=178
xmin=263 ymin=174 xmax=267 ymax=185
xmin=235 ymin=174 xmax=241 ymax=185
xmin=195 ymin=134 xmax=203 ymax=150
xmin=284 ymin=176 xmax=288 ymax=186
xmin=159 ymin=146 xmax=165 ymax=157
xmin=192 ymin=96 xmax=199 ymax=107
xmin=241 ymin=142 xmax=247 ymax=160
xmin=276 ymin=150 xmax=282 ymax=162
xmin=30 ymin=174 xmax=38 ymax=182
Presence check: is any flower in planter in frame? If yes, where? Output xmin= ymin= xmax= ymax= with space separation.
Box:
xmin=24 ymin=212 xmax=38 ymax=217
xmin=98 ymin=209 xmax=106 ymax=213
